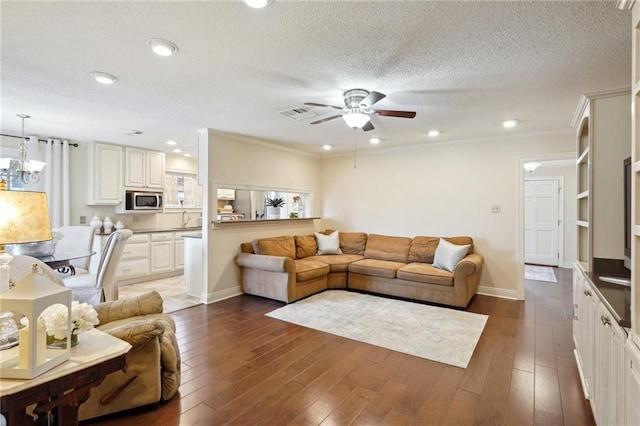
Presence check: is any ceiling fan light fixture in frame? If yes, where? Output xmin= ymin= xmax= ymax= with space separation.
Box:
xmin=243 ymin=0 xmax=272 ymax=8
xmin=342 ymin=111 xmax=370 ymax=129
xmin=91 ymin=71 xmax=118 ymax=85
xmin=148 ymin=38 xmax=179 ymax=57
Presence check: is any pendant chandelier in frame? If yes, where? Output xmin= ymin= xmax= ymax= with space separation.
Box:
xmin=0 ymin=114 xmax=46 ymax=187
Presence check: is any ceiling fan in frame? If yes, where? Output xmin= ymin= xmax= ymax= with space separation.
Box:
xmin=304 ymin=89 xmax=416 ymax=132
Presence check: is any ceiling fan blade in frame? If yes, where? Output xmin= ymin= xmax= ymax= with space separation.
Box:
xmin=359 ymin=91 xmax=386 ymax=108
xmin=372 ymin=109 xmax=416 ymax=119
xmin=362 ymin=121 xmax=375 ymax=132
xmin=304 ymin=102 xmax=343 ymax=110
xmin=310 ymin=114 xmax=342 ymax=125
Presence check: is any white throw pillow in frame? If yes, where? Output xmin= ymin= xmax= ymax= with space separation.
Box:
xmin=314 ymin=230 xmax=343 ymax=255
xmin=433 ymin=238 xmax=470 ymax=272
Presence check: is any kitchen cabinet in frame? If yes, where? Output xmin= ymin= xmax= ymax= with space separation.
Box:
xmin=573 ymin=263 xmax=628 ymax=425
xmin=90 ymin=232 xmax=149 ymax=279
xmin=150 ymin=233 xmax=174 ymax=273
xmin=87 ymin=143 xmax=123 ymax=205
xmin=174 ymin=232 xmax=187 ymax=269
xmin=124 ymin=147 xmax=165 ymax=189
xmin=626 ymin=339 xmax=640 ymax=425
xmin=217 ymin=188 xmax=235 ymax=200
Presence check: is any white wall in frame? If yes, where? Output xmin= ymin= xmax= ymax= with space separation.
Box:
xmin=525 ymin=160 xmax=577 ymax=267
xmin=201 ymin=130 xmax=323 ymax=302
xmin=592 ymin=94 xmax=631 ymax=259
xmin=319 ymin=131 xmax=575 ymax=297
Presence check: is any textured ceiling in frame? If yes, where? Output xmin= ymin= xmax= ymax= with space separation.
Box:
xmin=0 ymin=1 xmax=631 ymax=157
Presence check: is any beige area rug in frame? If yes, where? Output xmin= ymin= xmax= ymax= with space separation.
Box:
xmin=524 ymin=264 xmax=557 ymax=283
xmin=118 ymin=276 xmax=201 ymax=314
xmin=266 ymin=290 xmax=488 ymax=368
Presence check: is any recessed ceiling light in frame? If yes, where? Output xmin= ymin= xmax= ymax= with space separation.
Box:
xmin=502 ymin=119 xmax=519 ymax=128
xmin=165 ymin=140 xmax=178 ymax=146
xmin=428 ymin=130 xmax=440 ymax=137
xmin=370 ymin=137 xmax=380 ymax=144
xmin=91 ymin=71 xmax=117 ymax=85
xmin=323 ymin=144 xmax=332 ymax=150
xmin=147 ymin=38 xmax=179 ymax=57
xmin=173 ymin=148 xmax=182 ymax=153
xmin=184 ymin=153 xmax=192 ymax=157
xmin=244 ymin=0 xmax=272 ymax=8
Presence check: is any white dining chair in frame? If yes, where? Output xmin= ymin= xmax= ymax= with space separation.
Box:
xmin=55 ymin=225 xmax=96 ymax=275
xmin=62 ymin=229 xmax=132 ymax=305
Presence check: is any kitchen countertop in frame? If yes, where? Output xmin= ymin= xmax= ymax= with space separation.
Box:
xmin=586 ymin=258 xmax=632 ymax=328
xmin=96 ymin=226 xmax=202 ymax=236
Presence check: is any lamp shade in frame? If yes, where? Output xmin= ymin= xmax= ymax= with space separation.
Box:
xmin=0 ymin=191 xmax=52 ymax=245
xmin=342 ymin=111 xmax=370 ymax=129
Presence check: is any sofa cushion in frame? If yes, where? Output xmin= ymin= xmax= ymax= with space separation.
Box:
xmin=349 ymin=258 xmax=406 ymax=278
xmin=397 ymin=263 xmax=454 ymax=286
xmin=433 ymin=239 xmax=470 ymax=272
xmin=315 ymin=230 xmax=343 ymax=255
xmin=309 ymin=254 xmax=365 ymax=272
xmin=364 ymin=234 xmax=412 ymax=263
xmin=294 ymin=259 xmax=330 ymax=281
xmin=295 ymin=234 xmax=317 ymax=258
xmin=408 ymin=236 xmax=440 ymax=264
xmin=256 ymin=236 xmax=296 ymax=260
xmin=339 ymin=232 xmax=368 ymax=255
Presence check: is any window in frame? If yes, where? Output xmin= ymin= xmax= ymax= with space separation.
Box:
xmin=165 ymin=174 xmax=202 ymax=208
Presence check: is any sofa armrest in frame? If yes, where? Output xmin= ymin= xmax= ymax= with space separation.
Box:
xmin=454 ymin=253 xmax=484 ymax=276
xmin=236 ymin=252 xmax=295 ymax=273
xmin=95 ymin=291 xmax=164 ymax=325
xmin=99 ymin=319 xmax=165 ymax=349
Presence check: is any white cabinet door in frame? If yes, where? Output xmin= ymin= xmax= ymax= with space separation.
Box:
xmin=175 ymin=239 xmax=184 ymax=269
xmin=145 ymin=150 xmax=165 ymax=189
xmin=125 ymin=148 xmax=165 ymax=189
xmin=150 ymin=241 xmax=173 ymax=272
xmin=88 ymin=143 xmax=123 ymax=205
xmin=626 ymin=340 xmax=640 ymax=426
xmin=124 ymin=147 xmax=146 ymax=188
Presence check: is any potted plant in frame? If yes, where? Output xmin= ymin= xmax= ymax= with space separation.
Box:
xmin=265 ymin=196 xmax=285 ymax=219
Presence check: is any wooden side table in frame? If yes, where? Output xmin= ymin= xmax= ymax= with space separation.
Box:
xmin=0 ymin=329 xmax=131 ymax=425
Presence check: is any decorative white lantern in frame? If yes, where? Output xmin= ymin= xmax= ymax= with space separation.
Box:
xmin=0 ymin=264 xmax=71 ymax=379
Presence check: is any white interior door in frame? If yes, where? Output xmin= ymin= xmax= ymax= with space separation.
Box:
xmin=524 ymin=179 xmax=560 ymax=266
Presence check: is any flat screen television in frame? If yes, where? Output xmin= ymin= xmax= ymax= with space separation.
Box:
xmin=624 ymin=156 xmax=631 ymax=270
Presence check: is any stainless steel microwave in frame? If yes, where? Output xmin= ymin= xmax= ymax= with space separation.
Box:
xmin=124 ymin=191 xmax=164 ymax=211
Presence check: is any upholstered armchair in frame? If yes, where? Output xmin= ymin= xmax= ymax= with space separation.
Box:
xmin=78 ymin=290 xmax=181 ymax=421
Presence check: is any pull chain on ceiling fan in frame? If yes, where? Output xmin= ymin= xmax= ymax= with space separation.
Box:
xmin=304 ymin=88 xmax=416 ymax=132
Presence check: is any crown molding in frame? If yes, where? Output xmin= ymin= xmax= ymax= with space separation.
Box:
xmin=616 ymin=0 xmax=635 ymax=10
xmin=570 ymin=87 xmax=631 ymax=128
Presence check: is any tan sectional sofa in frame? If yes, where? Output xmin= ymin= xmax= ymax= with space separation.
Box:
xmin=235 ymin=232 xmax=483 ymax=308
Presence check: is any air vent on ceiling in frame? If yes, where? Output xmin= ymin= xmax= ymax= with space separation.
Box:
xmin=279 ymin=107 xmax=319 ymax=121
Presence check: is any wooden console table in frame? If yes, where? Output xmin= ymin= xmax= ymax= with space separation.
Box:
xmin=0 ymin=329 xmax=131 ymax=425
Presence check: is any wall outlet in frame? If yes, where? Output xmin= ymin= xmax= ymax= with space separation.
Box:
xmin=79 ymin=215 xmax=87 ymax=224
xmin=491 ymin=205 xmax=501 ymax=213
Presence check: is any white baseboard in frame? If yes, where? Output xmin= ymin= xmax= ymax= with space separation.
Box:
xmin=476 ymin=285 xmax=519 ymax=300
xmin=562 ymin=261 xmax=574 ymax=269
xmin=205 ymin=285 xmax=243 ymax=304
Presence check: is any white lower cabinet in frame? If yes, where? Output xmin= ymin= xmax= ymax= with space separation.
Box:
xmin=150 ymin=233 xmax=174 ymax=273
xmin=117 ymin=233 xmax=150 ymax=280
xmin=573 ymin=263 xmax=629 ymax=425
xmin=174 ymin=233 xmax=185 ymax=269
xmin=626 ymin=339 xmax=640 ymax=425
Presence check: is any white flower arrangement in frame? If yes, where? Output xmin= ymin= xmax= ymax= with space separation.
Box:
xmin=40 ymin=301 xmax=100 ymax=340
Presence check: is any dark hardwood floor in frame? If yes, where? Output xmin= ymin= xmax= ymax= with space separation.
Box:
xmin=84 ymin=268 xmax=594 ymax=425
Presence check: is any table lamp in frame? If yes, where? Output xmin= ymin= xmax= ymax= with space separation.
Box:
xmin=0 ymin=184 xmax=53 ymax=293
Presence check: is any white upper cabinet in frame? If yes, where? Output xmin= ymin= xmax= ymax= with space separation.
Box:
xmin=124 ymin=147 xmax=165 ymax=189
xmin=217 ymin=188 xmax=235 ymax=200
xmin=87 ymin=142 xmax=123 ymax=205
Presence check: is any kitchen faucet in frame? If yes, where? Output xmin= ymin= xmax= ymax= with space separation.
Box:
xmin=181 ymin=210 xmax=192 ymax=228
